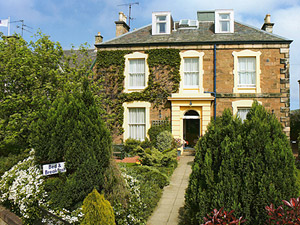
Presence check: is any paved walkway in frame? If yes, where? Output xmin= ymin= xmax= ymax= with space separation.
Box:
xmin=147 ymin=154 xmax=194 ymax=225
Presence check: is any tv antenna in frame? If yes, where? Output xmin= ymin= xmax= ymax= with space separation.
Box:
xmin=10 ymin=20 xmax=33 ymax=37
xmin=118 ymin=2 xmax=139 ymax=28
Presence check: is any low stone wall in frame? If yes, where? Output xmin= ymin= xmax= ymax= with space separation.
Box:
xmin=0 ymin=206 xmax=22 ymax=225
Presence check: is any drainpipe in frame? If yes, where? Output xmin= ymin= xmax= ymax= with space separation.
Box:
xmin=214 ymin=44 xmax=217 ymax=121
xmin=204 ymin=44 xmax=217 ymax=121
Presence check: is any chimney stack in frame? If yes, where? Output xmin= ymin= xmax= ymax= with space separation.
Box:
xmin=261 ymin=14 xmax=274 ymax=33
xmin=115 ymin=12 xmax=130 ymax=37
xmin=95 ymin=32 xmax=103 ymax=44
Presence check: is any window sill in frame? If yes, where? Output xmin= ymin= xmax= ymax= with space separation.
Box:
xmin=235 ymin=87 xmax=257 ymax=94
xmin=126 ymin=87 xmax=146 ymax=93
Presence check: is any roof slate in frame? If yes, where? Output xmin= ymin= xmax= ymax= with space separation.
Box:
xmin=96 ymin=21 xmax=291 ymax=48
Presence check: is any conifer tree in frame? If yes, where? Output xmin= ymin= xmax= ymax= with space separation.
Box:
xmin=184 ymin=102 xmax=298 ymax=225
xmin=30 ymin=79 xmax=112 ymax=209
xmin=81 ymin=189 xmax=116 ymax=225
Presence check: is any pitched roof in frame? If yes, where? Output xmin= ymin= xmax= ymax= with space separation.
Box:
xmin=63 ymin=49 xmax=97 ymax=68
xmin=96 ymin=21 xmax=292 ymax=48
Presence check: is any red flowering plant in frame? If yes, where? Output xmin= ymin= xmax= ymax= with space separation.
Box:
xmin=173 ymin=138 xmax=183 ymax=148
xmin=266 ymin=197 xmax=300 ymax=224
xmin=202 ymin=207 xmax=246 ymax=225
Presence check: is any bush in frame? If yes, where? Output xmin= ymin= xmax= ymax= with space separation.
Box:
xmin=202 ymin=208 xmax=246 ymax=225
xmin=124 ymin=138 xmax=141 ymax=154
xmin=0 ymin=150 xmax=44 ymax=224
xmin=81 ymin=189 xmax=115 ymax=225
xmin=156 ymin=130 xmax=173 ymax=151
xmin=0 ymin=151 xmax=29 ymax=176
xmin=298 ymin=135 xmax=300 ymax=158
xmin=148 ymin=121 xmax=171 ymax=147
xmin=132 ymin=166 xmax=169 ymax=188
xmin=138 ymin=147 xmax=177 ymax=167
xmin=184 ymin=102 xmax=298 ymax=225
xmin=141 ymin=137 xmax=152 ymax=149
xmin=102 ymin=159 xmax=129 ymax=206
xmin=266 ymin=197 xmax=300 ymax=224
xmin=30 ymin=79 xmax=112 ymax=209
xmin=291 ymin=109 xmax=300 ymax=142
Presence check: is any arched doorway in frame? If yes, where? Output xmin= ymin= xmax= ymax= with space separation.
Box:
xmin=183 ymin=110 xmax=200 ymax=148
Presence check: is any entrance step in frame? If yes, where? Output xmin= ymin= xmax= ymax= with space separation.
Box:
xmin=182 ymin=147 xmax=196 ymax=156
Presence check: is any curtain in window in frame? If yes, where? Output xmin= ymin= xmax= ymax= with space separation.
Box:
xmin=238 ymin=57 xmax=256 ymax=87
xmin=220 ymin=21 xmax=229 ymax=31
xmin=129 ymin=108 xmax=145 ymax=140
xmin=157 ymin=23 xmax=166 ymax=33
xmin=129 ymin=59 xmax=145 ymax=88
xmin=219 ymin=14 xmax=230 ymax=32
xmin=184 ymin=58 xmax=199 ymax=87
xmin=237 ymin=108 xmax=250 ymax=122
xmin=156 ymin=16 xmax=166 ymax=33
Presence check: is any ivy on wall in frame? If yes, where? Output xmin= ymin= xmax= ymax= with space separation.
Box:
xmin=94 ymin=49 xmax=181 ymax=137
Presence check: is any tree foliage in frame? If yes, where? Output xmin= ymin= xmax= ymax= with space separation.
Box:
xmin=81 ymin=189 xmax=116 ymax=225
xmin=0 ymin=33 xmax=94 ymax=156
xmin=291 ymin=109 xmax=300 ymax=141
xmin=185 ymin=101 xmax=298 ymax=225
xmin=30 ymin=79 xmax=112 ymax=209
xmin=0 ymin=33 xmax=62 ymax=154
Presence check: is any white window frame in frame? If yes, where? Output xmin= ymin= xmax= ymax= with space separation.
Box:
xmin=232 ymin=50 xmax=261 ymax=93
xmin=215 ymin=9 xmax=234 ymax=33
xmin=152 ymin=12 xmax=171 ymax=35
xmin=232 ymin=100 xmax=262 ymax=120
xmin=124 ymin=52 xmax=149 ymax=93
xmin=123 ymin=101 xmax=151 ymax=141
xmin=237 ymin=108 xmax=251 ymax=122
xmin=179 ymin=50 xmax=204 ymax=94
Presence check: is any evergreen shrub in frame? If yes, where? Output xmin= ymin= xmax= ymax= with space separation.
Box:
xmin=30 ymin=79 xmax=112 ymax=209
xmin=132 ymin=166 xmax=169 ymax=188
xmin=156 ymin=130 xmax=173 ymax=151
xmin=139 ymin=147 xmax=177 ymax=167
xmin=124 ymin=138 xmax=141 ymax=154
xmin=148 ymin=121 xmax=171 ymax=147
xmin=185 ymin=102 xmax=298 ymax=225
xmin=81 ymin=188 xmax=115 ymax=225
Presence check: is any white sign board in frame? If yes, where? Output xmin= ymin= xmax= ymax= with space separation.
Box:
xmin=43 ymin=162 xmax=66 ymax=176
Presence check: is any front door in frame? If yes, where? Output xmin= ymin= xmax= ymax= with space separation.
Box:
xmin=183 ymin=110 xmax=200 ymax=147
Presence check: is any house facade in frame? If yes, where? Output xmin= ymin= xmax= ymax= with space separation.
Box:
xmin=94 ymin=10 xmax=291 ymax=146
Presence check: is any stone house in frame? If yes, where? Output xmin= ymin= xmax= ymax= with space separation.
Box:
xmin=94 ymin=9 xmax=291 ymax=147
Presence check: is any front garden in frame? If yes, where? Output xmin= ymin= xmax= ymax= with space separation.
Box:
xmin=0 ymin=85 xmax=178 ymax=224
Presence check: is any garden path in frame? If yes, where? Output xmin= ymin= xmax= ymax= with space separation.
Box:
xmin=147 ymin=153 xmax=194 ymax=225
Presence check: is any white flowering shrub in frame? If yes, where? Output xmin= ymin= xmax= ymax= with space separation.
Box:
xmin=114 ymin=172 xmax=147 ymax=225
xmin=0 ymin=150 xmax=44 ymax=223
xmin=0 ymin=150 xmax=83 ymax=224
xmin=41 ymin=207 xmax=83 ymax=224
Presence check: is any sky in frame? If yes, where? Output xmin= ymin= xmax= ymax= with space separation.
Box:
xmin=0 ymin=0 xmax=299 ymax=110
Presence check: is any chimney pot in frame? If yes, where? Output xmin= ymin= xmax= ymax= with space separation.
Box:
xmin=261 ymin=14 xmax=274 ymax=33
xmin=119 ymin=12 xmax=127 ymax=23
xmin=95 ymin=32 xmax=103 ymax=44
xmin=115 ymin=12 xmax=130 ymax=37
xmin=264 ymin=14 xmax=271 ymax=23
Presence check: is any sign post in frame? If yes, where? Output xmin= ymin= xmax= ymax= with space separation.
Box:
xmin=43 ymin=162 xmax=66 ymax=176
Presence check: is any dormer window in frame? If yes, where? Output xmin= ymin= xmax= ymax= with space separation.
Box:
xmin=152 ymin=12 xmax=172 ymax=35
xmin=156 ymin=16 xmax=167 ymax=33
xmin=215 ymin=9 xmax=234 ymax=33
xmin=219 ymin=14 xmax=230 ymax=32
